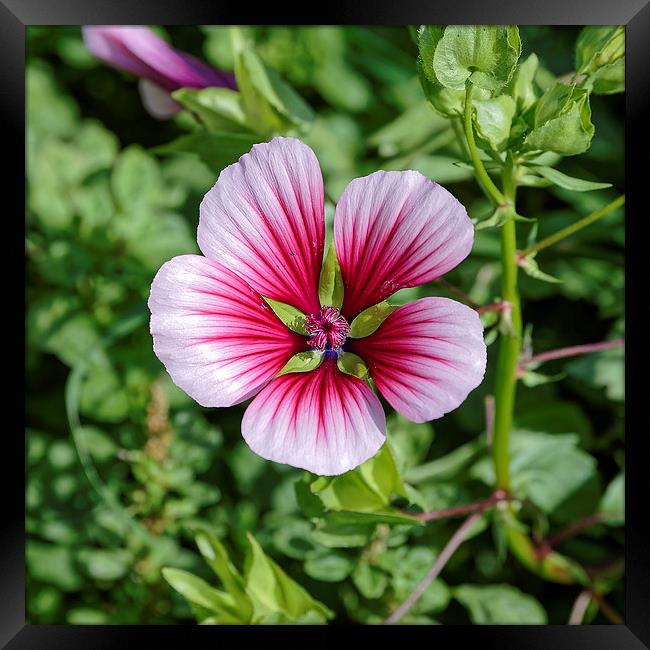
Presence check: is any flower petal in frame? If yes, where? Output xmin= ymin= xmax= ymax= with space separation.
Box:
xmin=334 ymin=170 xmax=474 ymax=319
xmin=241 ymin=358 xmax=386 ymax=475
xmin=82 ymin=26 xmax=236 ymax=90
xmin=349 ymin=297 xmax=486 ymax=423
xmin=138 ymin=79 xmax=181 ymax=119
xmin=198 ymin=137 xmax=325 ymax=315
xmin=148 ymin=255 xmax=306 ymax=408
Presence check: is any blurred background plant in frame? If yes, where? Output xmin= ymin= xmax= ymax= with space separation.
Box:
xmin=26 ymin=25 xmax=623 ymax=625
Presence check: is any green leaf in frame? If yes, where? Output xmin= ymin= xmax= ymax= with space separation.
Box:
xmin=473 ymin=95 xmax=516 ymax=151
xmin=277 ymin=350 xmax=323 ymax=376
xmin=162 ymin=568 xmax=243 ymax=623
xmin=586 ymin=58 xmax=624 ymax=95
xmin=231 ymin=28 xmax=314 ymax=135
xmin=352 ymin=562 xmax=388 ymax=599
xmin=381 ymin=546 xmax=451 ymax=615
xmin=475 ymin=205 xmax=534 ymax=230
xmin=524 ymin=83 xmax=594 ymax=156
xmin=470 ymin=431 xmax=597 ymax=514
xmin=304 ymin=550 xmax=354 ymax=582
xmin=336 ymin=351 xmax=369 ymax=380
xmin=77 ymin=548 xmax=132 ymax=581
xmin=454 ymin=584 xmax=547 ymax=623
xmin=405 ymin=437 xmax=485 ymax=484
xmin=153 ymin=131 xmax=260 ymax=175
xmin=244 ymin=533 xmax=334 ymax=622
xmin=27 ymin=542 xmax=81 ymax=592
xmin=171 ymin=87 xmax=247 ymax=131
xmin=576 ymin=26 xmax=624 ymax=77
xmin=262 ymin=296 xmax=308 ymax=334
xmin=194 ymin=530 xmax=252 ymax=618
xmin=509 ymin=53 xmax=539 ymax=110
xmin=532 ymin=166 xmax=612 ymax=192
xmin=519 ymin=255 xmax=563 ymax=284
xmin=349 ymin=301 xmax=396 ymax=338
xmin=311 ymin=443 xmax=409 ymax=517
xmin=598 ymin=472 xmax=624 ymax=525
xmin=318 ymin=243 xmax=344 ymax=309
xmin=567 ymin=344 xmax=624 ymax=401
xmin=430 ymin=26 xmax=521 ymax=91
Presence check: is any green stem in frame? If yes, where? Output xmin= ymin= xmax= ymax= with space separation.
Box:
xmin=491 ymin=158 xmax=522 ymax=492
xmin=518 ymin=194 xmax=625 ymax=258
xmin=463 ymin=83 xmax=506 ymax=206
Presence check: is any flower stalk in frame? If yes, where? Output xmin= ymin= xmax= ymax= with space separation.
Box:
xmin=518 ymin=194 xmax=625 ymax=260
xmin=462 ymin=86 xmax=522 ymax=493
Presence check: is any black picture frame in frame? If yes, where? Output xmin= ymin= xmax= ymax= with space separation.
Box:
xmin=7 ymin=1 xmax=647 ymax=647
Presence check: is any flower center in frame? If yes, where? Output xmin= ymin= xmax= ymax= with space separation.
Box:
xmin=305 ymin=306 xmax=350 ymax=352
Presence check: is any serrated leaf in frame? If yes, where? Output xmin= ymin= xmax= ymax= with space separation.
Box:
xmin=532 ymin=166 xmax=612 ymax=192
xmin=262 ymin=296 xmax=308 ymax=334
xmin=336 ymin=351 xmax=368 ymax=380
xmin=277 ymin=350 xmax=323 ymax=377
xmin=349 ymin=301 xmax=396 ymax=338
xmin=318 ymin=243 xmax=344 ymax=309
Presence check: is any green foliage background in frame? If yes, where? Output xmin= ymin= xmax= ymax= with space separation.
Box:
xmin=26 ymin=26 xmax=624 ymax=624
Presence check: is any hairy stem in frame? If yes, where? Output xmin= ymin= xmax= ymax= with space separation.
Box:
xmin=518 ymin=194 xmax=625 ymax=259
xmin=491 ymin=159 xmax=522 ymax=492
xmin=384 ymin=512 xmax=483 ymax=624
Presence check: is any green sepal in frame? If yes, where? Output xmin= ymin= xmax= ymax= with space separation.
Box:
xmin=277 ymin=350 xmax=323 ymax=377
xmin=318 ymin=243 xmax=344 ymax=309
xmin=524 ymin=83 xmax=594 ymax=156
xmin=336 ymin=351 xmax=369 ymax=380
xmin=349 ymin=301 xmax=396 ymax=338
xmin=262 ymin=296 xmax=308 ymax=335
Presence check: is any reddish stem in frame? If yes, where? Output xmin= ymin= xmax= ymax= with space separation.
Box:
xmin=405 ymin=490 xmax=509 ymax=523
xmin=384 ymin=511 xmax=483 ymax=624
xmin=536 ymin=513 xmax=606 ymax=559
xmin=520 ymin=338 xmax=624 ymax=371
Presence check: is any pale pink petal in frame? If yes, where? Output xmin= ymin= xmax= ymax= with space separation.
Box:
xmin=198 ymin=137 xmax=325 ymax=316
xmin=334 ymin=171 xmax=474 ymax=319
xmin=148 ymin=255 xmax=306 ymax=408
xmin=349 ymin=298 xmax=486 ymax=423
xmin=138 ymin=79 xmax=181 ymax=119
xmin=241 ymin=358 xmax=386 ymax=475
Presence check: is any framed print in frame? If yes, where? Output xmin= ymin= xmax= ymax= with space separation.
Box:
xmin=5 ymin=0 xmax=648 ymax=646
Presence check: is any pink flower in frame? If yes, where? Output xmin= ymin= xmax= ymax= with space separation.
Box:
xmin=82 ymin=26 xmax=236 ymax=119
xmin=149 ymin=137 xmax=486 ymax=475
